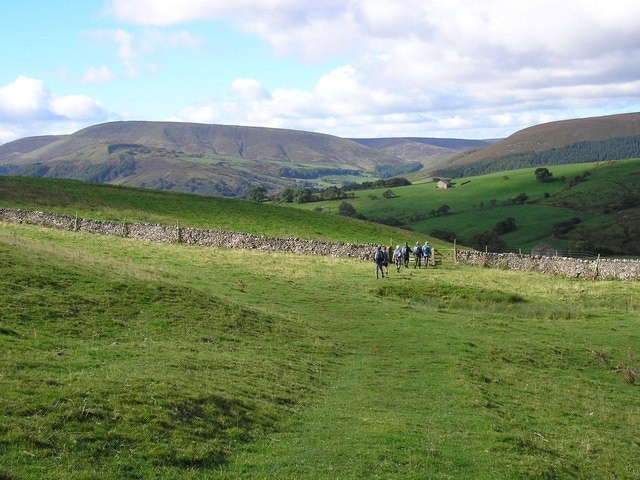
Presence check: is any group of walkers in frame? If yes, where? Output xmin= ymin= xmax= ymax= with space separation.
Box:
xmin=373 ymin=241 xmax=434 ymax=278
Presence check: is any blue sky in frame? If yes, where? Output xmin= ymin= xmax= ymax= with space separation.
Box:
xmin=2 ymin=0 xmax=640 ymax=145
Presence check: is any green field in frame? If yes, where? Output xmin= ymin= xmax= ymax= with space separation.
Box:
xmin=294 ymin=159 xmax=640 ymax=254
xmin=1 ymin=178 xmax=639 ymax=479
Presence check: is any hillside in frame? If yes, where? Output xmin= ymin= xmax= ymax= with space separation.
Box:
xmin=435 ymin=112 xmax=640 ymax=176
xmin=3 ymin=113 xmax=640 ymax=199
xmin=349 ymin=137 xmax=492 ymax=170
xmin=293 ymin=159 xmax=640 ymax=256
xmin=0 ymin=121 xmax=446 ymax=198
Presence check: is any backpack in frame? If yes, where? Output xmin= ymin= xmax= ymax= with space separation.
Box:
xmin=401 ymin=245 xmax=409 ymax=256
xmin=413 ymin=246 xmax=422 ymax=256
xmin=374 ymin=250 xmax=384 ymax=262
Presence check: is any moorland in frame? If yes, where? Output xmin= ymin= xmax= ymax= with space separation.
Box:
xmin=2 ymin=112 xmax=640 ymax=199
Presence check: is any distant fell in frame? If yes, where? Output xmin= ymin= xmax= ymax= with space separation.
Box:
xmin=451 ymin=112 xmax=640 ymax=166
xmin=0 ymin=121 xmax=421 ymax=197
xmin=0 ymin=121 xmax=494 ymax=198
xmin=350 ymin=137 xmax=492 ymax=170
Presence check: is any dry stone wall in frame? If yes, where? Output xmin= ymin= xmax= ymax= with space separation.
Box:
xmin=455 ymin=250 xmax=640 ymax=281
xmin=2 ymin=208 xmax=639 ymax=280
xmin=0 ymin=208 xmax=374 ymax=260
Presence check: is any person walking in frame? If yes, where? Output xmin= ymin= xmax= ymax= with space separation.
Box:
xmin=373 ymin=245 xmax=386 ymax=278
xmin=384 ymin=246 xmax=392 ymax=276
xmin=413 ymin=242 xmax=423 ymax=268
xmin=393 ymin=244 xmax=403 ymax=272
xmin=402 ymin=242 xmax=410 ymax=268
xmin=422 ymin=241 xmax=432 ymax=267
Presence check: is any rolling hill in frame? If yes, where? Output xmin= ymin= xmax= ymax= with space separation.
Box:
xmin=2 ymin=112 xmax=640 ymax=200
xmin=0 ymin=121 xmax=474 ymax=198
xmin=349 ymin=136 xmax=492 ymax=170
xmin=435 ymin=112 xmax=640 ymax=177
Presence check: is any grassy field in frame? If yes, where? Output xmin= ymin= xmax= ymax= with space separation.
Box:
xmin=0 ymin=176 xmax=422 ymax=247
xmin=294 ymin=159 xmax=640 ymax=254
xmin=1 ymin=213 xmax=639 ymax=479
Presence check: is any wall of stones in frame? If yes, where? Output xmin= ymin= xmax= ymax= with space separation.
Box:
xmin=0 ymin=208 xmax=374 ymax=260
xmin=455 ymin=250 xmax=640 ymax=281
xmin=2 ymin=208 xmax=639 ymax=280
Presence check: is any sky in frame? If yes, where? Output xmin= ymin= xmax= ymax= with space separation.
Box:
xmin=2 ymin=1 xmax=640 ymax=146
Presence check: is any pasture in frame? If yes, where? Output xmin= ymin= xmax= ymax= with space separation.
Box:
xmin=1 ymin=217 xmax=638 ymax=479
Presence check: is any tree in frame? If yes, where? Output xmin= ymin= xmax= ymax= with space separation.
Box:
xmin=247 ymin=186 xmax=267 ymax=202
xmin=280 ymin=188 xmax=295 ymax=203
xmin=382 ymin=189 xmax=396 ymax=199
xmin=493 ymin=217 xmax=517 ymax=235
xmin=293 ymin=188 xmax=312 ymax=204
xmin=338 ymin=201 xmax=357 ymax=217
xmin=467 ymin=231 xmax=508 ymax=252
xmin=512 ymin=193 xmax=529 ymax=205
xmin=435 ymin=205 xmax=451 ymax=216
xmin=535 ymin=167 xmax=553 ymax=183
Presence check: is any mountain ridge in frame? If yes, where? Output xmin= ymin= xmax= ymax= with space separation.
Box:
xmin=2 ymin=112 xmax=640 ymax=198
xmin=0 ymin=121 xmax=472 ymax=197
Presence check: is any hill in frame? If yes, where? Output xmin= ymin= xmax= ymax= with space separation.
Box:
xmin=0 ymin=121 xmax=467 ymax=198
xmin=349 ymin=137 xmax=492 ymax=170
xmin=4 ymin=113 xmax=640 ymax=199
xmin=435 ymin=112 xmax=640 ymax=177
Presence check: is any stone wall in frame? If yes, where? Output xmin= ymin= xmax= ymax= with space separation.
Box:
xmin=455 ymin=250 xmax=640 ymax=281
xmin=2 ymin=208 xmax=639 ymax=280
xmin=0 ymin=208 xmax=374 ymax=260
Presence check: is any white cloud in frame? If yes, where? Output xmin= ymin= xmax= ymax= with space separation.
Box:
xmin=6 ymin=1 xmax=640 ymax=142
xmin=0 ymin=76 xmax=112 ymax=144
xmin=83 ymin=28 xmax=202 ymax=78
xmin=81 ymin=65 xmax=116 ymax=84
xmin=0 ymin=76 xmax=50 ymax=120
xmin=231 ymin=78 xmax=271 ymax=101
xmin=117 ymin=0 xmax=640 ymax=137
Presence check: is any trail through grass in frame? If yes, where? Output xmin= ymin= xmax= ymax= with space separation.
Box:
xmin=1 ymin=223 xmax=639 ymax=479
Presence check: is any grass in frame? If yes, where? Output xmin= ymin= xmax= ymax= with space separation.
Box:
xmin=1 ymin=219 xmax=639 ymax=479
xmin=0 ymin=176 xmax=419 ymax=246
xmin=294 ymin=159 xmax=640 ymax=253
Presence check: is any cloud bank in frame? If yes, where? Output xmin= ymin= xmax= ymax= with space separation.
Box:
xmin=2 ymin=0 xmax=640 ymax=144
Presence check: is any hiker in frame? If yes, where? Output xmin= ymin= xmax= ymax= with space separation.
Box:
xmin=393 ymin=244 xmax=403 ymax=272
xmin=373 ymin=245 xmax=386 ymax=278
xmin=422 ymin=241 xmax=432 ymax=267
xmin=413 ymin=242 xmax=423 ymax=269
xmin=401 ymin=242 xmax=410 ymax=268
xmin=384 ymin=246 xmax=392 ymax=275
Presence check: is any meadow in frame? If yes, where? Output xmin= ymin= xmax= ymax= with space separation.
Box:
xmin=1 ymin=178 xmax=639 ymax=479
xmin=296 ymin=159 xmax=640 ymax=254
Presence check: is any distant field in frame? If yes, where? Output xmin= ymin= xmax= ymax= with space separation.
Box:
xmin=294 ymin=159 xmax=640 ymax=254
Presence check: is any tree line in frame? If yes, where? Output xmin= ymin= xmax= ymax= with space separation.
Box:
xmin=433 ymin=135 xmax=640 ymax=178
